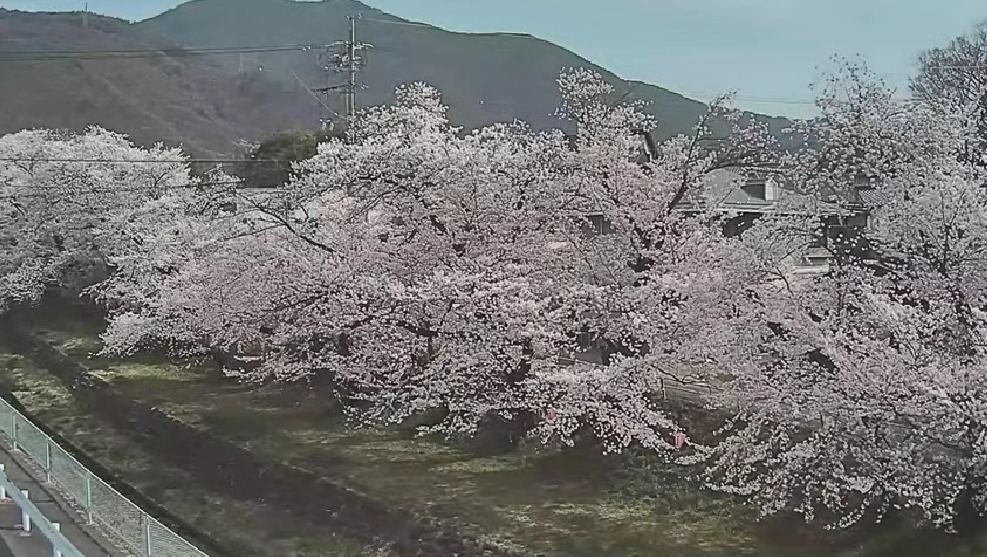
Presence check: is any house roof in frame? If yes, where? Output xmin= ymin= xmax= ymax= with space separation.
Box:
xmin=678 ymin=168 xmax=826 ymax=214
xmin=854 ymin=187 xmax=892 ymax=208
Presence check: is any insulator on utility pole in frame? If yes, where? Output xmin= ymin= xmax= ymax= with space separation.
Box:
xmin=346 ymin=14 xmax=360 ymax=121
xmin=314 ymin=14 xmax=372 ymax=129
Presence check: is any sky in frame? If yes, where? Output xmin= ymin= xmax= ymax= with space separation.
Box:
xmin=2 ymin=0 xmax=986 ymax=118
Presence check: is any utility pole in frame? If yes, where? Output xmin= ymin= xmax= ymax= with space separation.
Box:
xmin=345 ymin=14 xmax=359 ymax=121
xmin=82 ymin=2 xmax=89 ymax=27
xmin=313 ymin=14 xmax=371 ymax=130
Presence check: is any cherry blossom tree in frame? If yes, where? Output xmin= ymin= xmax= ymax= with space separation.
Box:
xmin=912 ymin=20 xmax=987 ymax=107
xmin=87 ymin=167 xmax=245 ymax=354
xmin=0 ymin=127 xmax=191 ymax=314
xmin=701 ymin=60 xmax=987 ymax=531
xmin=99 ymin=70 xmax=776 ymax=452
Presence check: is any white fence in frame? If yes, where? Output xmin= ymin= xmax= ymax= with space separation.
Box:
xmin=0 ymin=397 xmax=210 ymax=556
xmin=0 ymin=463 xmax=86 ymax=557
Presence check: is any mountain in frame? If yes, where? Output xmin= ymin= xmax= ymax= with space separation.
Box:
xmin=139 ymin=0 xmax=793 ymax=141
xmin=0 ymin=0 xmax=794 ymax=157
xmin=0 ymin=8 xmax=312 ymax=157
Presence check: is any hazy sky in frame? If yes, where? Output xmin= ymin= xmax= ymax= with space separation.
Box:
xmin=3 ymin=0 xmax=986 ymax=118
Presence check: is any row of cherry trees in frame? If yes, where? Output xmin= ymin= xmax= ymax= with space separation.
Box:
xmin=3 ymin=52 xmax=987 ymax=531
xmin=96 ymin=70 xmax=780 ymax=452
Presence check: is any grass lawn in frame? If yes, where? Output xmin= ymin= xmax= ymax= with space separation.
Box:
xmin=0 ymin=342 xmax=389 ymax=557
xmin=18 ymin=310 xmax=987 ymax=557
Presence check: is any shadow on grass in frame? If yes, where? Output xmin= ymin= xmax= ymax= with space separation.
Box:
xmin=0 ymin=344 xmax=388 ymax=557
xmin=34 ymin=342 xmax=773 ymax=554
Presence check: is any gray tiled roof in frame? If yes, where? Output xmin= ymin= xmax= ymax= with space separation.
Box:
xmin=679 ymin=169 xmax=823 ymax=214
xmin=678 ymin=169 xmax=896 ymax=216
xmin=854 ymin=187 xmax=892 ymax=208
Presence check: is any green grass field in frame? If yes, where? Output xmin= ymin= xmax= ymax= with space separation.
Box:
xmin=10 ymin=309 xmax=987 ymax=556
xmin=0 ymin=345 xmax=388 ymax=557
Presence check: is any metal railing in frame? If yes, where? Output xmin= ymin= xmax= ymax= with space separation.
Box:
xmin=0 ymin=463 xmax=86 ymax=557
xmin=0 ymin=397 xmax=209 ymax=556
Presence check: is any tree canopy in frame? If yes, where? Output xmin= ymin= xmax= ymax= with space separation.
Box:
xmin=238 ymin=129 xmax=343 ymax=188
xmin=6 ymin=62 xmax=987 ymax=533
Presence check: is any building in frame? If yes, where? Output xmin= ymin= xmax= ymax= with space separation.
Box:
xmin=579 ymin=167 xmax=849 ymax=275
xmin=562 ymin=167 xmax=888 ymax=366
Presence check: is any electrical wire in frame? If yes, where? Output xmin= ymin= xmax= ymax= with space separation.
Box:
xmin=680 ymin=91 xmax=931 ymax=106
xmin=361 ymin=17 xmax=440 ymax=29
xmin=0 ymin=44 xmax=329 ymax=56
xmin=0 ymin=41 xmax=349 ymax=117
xmin=0 ymin=54 xmax=948 ymax=107
xmin=286 ymin=66 xmax=347 ymax=120
xmin=0 ymin=181 xmax=295 ymax=200
xmin=0 ymin=157 xmax=299 ymax=164
xmin=2 ymin=36 xmax=981 ymax=106
xmin=0 ymin=44 xmax=331 ymax=62
xmin=2 ymin=179 xmax=242 ymax=192
xmin=362 ymin=16 xmax=535 ymax=39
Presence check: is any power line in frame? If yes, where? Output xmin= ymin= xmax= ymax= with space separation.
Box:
xmin=222 ymin=48 xmax=348 ymax=122
xmin=2 ymin=181 xmax=297 ymax=199
xmin=1 ymin=179 xmax=245 ymax=194
xmin=362 ymin=17 xmax=437 ymax=29
xmin=0 ymin=56 xmax=953 ymax=107
xmin=1 ymin=36 xmax=982 ymax=108
xmin=0 ymin=157 xmax=300 ymax=164
xmin=291 ymin=70 xmax=346 ymax=122
xmin=360 ymin=16 xmax=537 ymax=38
xmin=0 ymin=44 xmax=330 ymax=62
xmin=0 ymin=43 xmax=329 ymax=56
xmin=682 ymin=92 xmax=932 ymax=106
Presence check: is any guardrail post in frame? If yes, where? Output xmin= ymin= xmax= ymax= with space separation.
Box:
xmin=10 ymin=414 xmax=17 ymax=451
xmin=85 ymin=472 xmax=93 ymax=525
xmin=20 ymin=490 xmax=30 ymax=535
xmin=0 ymin=464 xmax=6 ymax=502
xmin=45 ymin=439 xmax=52 ymax=483
xmin=142 ymin=512 xmax=152 ymax=556
xmin=52 ymin=522 xmax=62 ymax=557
